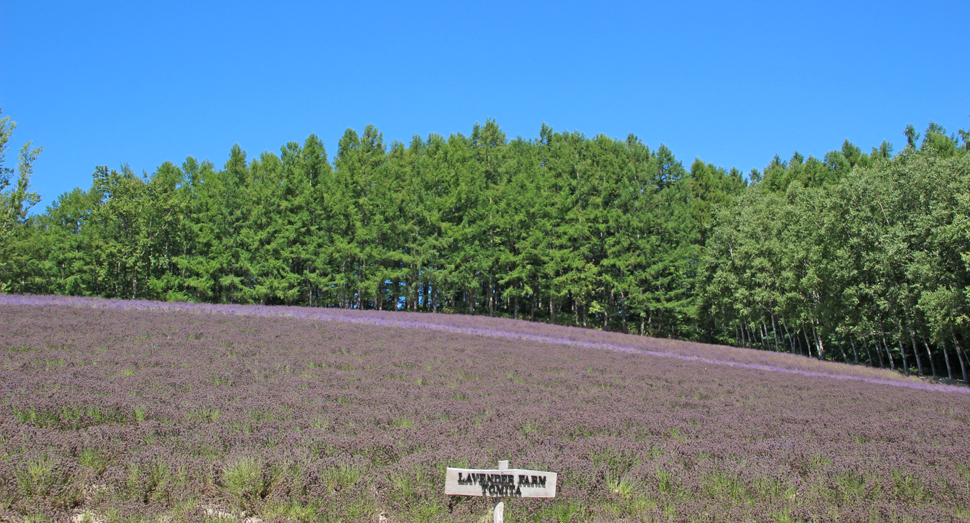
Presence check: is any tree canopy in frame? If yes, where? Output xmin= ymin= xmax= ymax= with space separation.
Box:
xmin=3 ymin=116 xmax=970 ymax=382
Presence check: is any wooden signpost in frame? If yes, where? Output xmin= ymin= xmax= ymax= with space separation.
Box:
xmin=445 ymin=460 xmax=557 ymax=523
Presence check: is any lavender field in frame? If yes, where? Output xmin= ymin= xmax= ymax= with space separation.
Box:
xmin=2 ymin=295 xmax=969 ymax=522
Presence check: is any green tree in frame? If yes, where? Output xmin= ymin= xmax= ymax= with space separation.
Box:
xmin=0 ymin=109 xmax=43 ymax=292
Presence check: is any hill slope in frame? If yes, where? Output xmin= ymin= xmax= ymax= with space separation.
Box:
xmin=2 ymin=295 xmax=969 ymax=522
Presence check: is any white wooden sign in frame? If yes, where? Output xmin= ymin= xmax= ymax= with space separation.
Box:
xmin=445 ymin=461 xmax=558 ymax=522
xmin=445 ymin=463 xmax=557 ymax=498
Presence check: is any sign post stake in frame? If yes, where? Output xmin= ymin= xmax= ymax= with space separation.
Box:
xmin=493 ymin=460 xmax=508 ymax=523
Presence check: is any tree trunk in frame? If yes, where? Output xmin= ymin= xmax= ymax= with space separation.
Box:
xmin=812 ymin=322 xmax=825 ymax=360
xmin=921 ymin=336 xmax=935 ymax=377
xmin=881 ymin=335 xmax=895 ymax=371
xmin=620 ymin=291 xmax=628 ymax=334
xmin=489 ymin=277 xmax=495 ymax=317
xmin=572 ymin=292 xmax=579 ymax=326
xmin=302 ymin=276 xmax=312 ymax=307
xmin=850 ymin=336 xmax=859 ymax=365
xmin=803 ymin=329 xmax=813 ymax=359
xmin=530 ymin=285 xmax=536 ymax=322
xmin=603 ymin=292 xmax=611 ymax=331
xmin=836 ymin=338 xmax=847 ymax=363
xmin=771 ymin=315 xmax=781 ymax=352
xmin=953 ymin=334 xmax=969 ymax=385
xmin=783 ymin=323 xmax=795 ymax=354
xmin=910 ymin=331 xmax=923 ymax=377
xmin=871 ymin=335 xmax=884 ymax=368
xmin=894 ymin=320 xmax=908 ymax=374
xmin=412 ymin=277 xmax=419 ymax=312
xmin=512 ymin=291 xmax=518 ymax=320
xmin=897 ymin=339 xmax=909 ymax=375
xmin=391 ymin=278 xmax=399 ymax=311
xmin=943 ymin=339 xmax=954 ymax=380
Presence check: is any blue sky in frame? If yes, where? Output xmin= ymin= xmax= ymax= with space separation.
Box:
xmin=2 ymin=0 xmax=967 ymax=211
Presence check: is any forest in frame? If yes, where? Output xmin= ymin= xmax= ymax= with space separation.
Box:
xmin=2 ymin=110 xmax=970 ymax=382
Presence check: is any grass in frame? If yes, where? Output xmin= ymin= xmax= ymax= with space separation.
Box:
xmin=222 ymin=456 xmax=271 ymax=511
xmin=13 ymin=405 xmax=133 ymax=430
xmin=320 ymin=464 xmax=363 ymax=493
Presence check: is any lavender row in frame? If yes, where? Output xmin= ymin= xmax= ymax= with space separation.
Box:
xmin=2 ymin=294 xmax=955 ymax=394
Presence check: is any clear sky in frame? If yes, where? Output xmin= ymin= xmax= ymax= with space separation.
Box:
xmin=2 ymin=0 xmax=967 ymax=211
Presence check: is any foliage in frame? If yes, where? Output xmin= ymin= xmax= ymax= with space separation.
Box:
xmin=2 ymin=120 xmax=741 ymax=341
xmin=3 ymin=116 xmax=970 ymax=381
xmin=700 ymin=122 xmax=970 ymax=382
xmin=0 ymin=108 xmax=42 ymax=294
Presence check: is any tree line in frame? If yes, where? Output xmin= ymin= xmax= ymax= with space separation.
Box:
xmin=701 ymin=123 xmax=970 ymax=383
xmin=2 ymin=108 xmax=969 ymax=382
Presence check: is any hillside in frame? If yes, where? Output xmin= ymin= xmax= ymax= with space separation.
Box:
xmin=2 ymin=295 xmax=969 ymax=522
